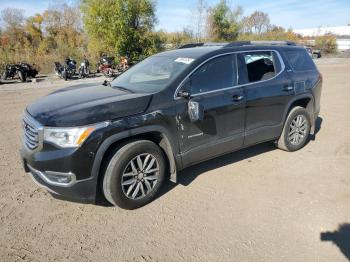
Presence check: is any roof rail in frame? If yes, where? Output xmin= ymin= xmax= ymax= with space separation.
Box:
xmin=225 ymin=40 xmax=296 ymax=48
xmin=178 ymin=42 xmax=227 ymax=49
xmin=178 ymin=43 xmax=204 ymax=49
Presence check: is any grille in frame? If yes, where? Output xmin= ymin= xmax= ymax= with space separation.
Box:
xmin=22 ymin=114 xmax=42 ymax=150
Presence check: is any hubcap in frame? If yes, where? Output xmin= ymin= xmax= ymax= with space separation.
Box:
xmin=288 ymin=114 xmax=308 ymax=145
xmin=121 ymin=153 xmax=159 ymax=200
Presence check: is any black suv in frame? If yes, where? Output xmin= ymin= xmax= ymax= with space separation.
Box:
xmin=21 ymin=41 xmax=322 ymax=209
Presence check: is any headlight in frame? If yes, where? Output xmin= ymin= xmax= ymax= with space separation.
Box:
xmin=44 ymin=122 xmax=109 ymax=148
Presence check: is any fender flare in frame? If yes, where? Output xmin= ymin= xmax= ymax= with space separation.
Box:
xmin=282 ymin=93 xmax=316 ymax=132
xmin=91 ymin=125 xmax=179 ymax=188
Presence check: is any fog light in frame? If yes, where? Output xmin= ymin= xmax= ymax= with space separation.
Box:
xmin=44 ymin=171 xmax=76 ymax=186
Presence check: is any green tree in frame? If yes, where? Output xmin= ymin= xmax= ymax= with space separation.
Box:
xmin=81 ymin=0 xmax=162 ymax=62
xmin=207 ymin=0 xmax=242 ymax=41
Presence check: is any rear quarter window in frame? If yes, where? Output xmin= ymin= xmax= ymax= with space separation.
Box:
xmin=284 ymin=49 xmax=316 ymax=71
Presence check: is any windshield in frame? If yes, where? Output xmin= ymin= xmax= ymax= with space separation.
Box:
xmin=111 ymin=56 xmax=193 ymax=93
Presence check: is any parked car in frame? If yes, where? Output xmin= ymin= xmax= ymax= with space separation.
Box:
xmin=2 ymin=63 xmax=38 ymax=82
xmin=21 ymin=41 xmax=322 ymax=209
xmin=306 ymin=46 xmax=322 ymax=59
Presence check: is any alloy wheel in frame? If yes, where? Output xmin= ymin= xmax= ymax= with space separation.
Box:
xmin=121 ymin=153 xmax=159 ymax=200
xmin=288 ymin=114 xmax=308 ymax=146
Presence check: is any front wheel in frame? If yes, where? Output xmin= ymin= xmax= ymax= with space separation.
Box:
xmin=62 ymin=70 xmax=68 ymax=81
xmin=277 ymin=106 xmax=311 ymax=152
xmin=103 ymin=140 xmax=166 ymax=209
xmin=18 ymin=71 xmax=26 ymax=82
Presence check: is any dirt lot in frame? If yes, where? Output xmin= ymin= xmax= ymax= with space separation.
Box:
xmin=0 ymin=59 xmax=349 ymax=262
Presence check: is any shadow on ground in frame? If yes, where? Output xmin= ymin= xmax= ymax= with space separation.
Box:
xmin=98 ymin=116 xmax=323 ymax=207
xmin=310 ymin=116 xmax=323 ymax=141
xmin=321 ymin=223 xmax=350 ymax=261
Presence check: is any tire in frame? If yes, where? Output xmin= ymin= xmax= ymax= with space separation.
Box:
xmin=18 ymin=71 xmax=26 ymax=82
xmin=103 ymin=140 xmax=166 ymax=209
xmin=277 ymin=106 xmax=311 ymax=152
xmin=2 ymin=72 xmax=7 ymax=80
xmin=62 ymin=70 xmax=68 ymax=81
xmin=78 ymin=68 xmax=83 ymax=79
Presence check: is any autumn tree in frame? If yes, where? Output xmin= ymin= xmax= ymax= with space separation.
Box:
xmin=315 ymin=33 xmax=337 ymax=53
xmin=1 ymin=8 xmax=25 ymax=44
xmin=241 ymin=11 xmax=270 ymax=34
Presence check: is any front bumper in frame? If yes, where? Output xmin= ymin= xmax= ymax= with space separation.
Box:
xmin=21 ymin=144 xmax=99 ymax=204
xmin=23 ymin=161 xmax=97 ymax=203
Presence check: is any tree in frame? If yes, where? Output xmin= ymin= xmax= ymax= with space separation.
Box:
xmin=0 ymin=8 xmax=26 ymax=45
xmin=26 ymin=14 xmax=44 ymax=48
xmin=315 ymin=33 xmax=337 ymax=53
xmin=192 ymin=0 xmax=207 ymax=42
xmin=207 ymin=0 xmax=242 ymax=41
xmin=244 ymin=11 xmax=270 ymax=34
xmin=81 ymin=0 xmax=162 ymax=62
xmin=1 ymin=8 xmax=24 ymax=30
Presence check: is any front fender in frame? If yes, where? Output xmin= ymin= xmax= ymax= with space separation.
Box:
xmin=91 ymin=124 xmax=180 ymax=188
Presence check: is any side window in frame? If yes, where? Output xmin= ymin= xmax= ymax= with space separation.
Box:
xmin=189 ymin=54 xmax=236 ymax=94
xmin=238 ymin=51 xmax=278 ymax=83
xmin=284 ymin=50 xmax=316 ymax=71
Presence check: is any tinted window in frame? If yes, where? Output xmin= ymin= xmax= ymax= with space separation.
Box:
xmin=239 ymin=51 xmax=277 ymax=83
xmin=189 ymin=55 xmax=236 ymax=94
xmin=285 ymin=50 xmax=316 ymax=71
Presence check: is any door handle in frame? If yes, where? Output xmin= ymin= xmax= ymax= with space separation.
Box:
xmin=232 ymin=95 xmax=244 ymax=102
xmin=283 ymin=85 xmax=294 ymax=92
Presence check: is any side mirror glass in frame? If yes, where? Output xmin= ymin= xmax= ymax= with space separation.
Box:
xmin=188 ymin=100 xmax=204 ymax=122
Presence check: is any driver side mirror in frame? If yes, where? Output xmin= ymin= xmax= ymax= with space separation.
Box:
xmin=177 ymin=90 xmax=191 ymax=99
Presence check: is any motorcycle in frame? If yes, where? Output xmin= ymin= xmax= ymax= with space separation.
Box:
xmin=20 ymin=63 xmax=38 ymax=78
xmin=97 ymin=56 xmax=115 ymax=77
xmin=2 ymin=62 xmax=38 ymax=82
xmin=116 ymin=56 xmax=130 ymax=75
xmin=54 ymin=58 xmax=77 ymax=81
xmin=78 ymin=58 xmax=90 ymax=78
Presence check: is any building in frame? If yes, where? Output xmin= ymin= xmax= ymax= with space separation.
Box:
xmin=293 ymin=26 xmax=350 ymax=51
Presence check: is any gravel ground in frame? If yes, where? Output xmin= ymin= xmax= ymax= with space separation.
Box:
xmin=0 ymin=59 xmax=349 ymax=262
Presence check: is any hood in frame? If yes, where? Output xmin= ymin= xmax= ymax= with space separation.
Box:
xmin=27 ymin=82 xmax=153 ymax=127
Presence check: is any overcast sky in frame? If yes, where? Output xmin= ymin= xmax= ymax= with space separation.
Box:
xmin=1 ymin=0 xmax=349 ymax=31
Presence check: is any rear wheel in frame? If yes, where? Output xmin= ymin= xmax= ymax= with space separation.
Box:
xmin=277 ymin=106 xmax=311 ymax=152
xmin=102 ymin=140 xmax=166 ymax=209
xmin=2 ymin=72 xmax=7 ymax=80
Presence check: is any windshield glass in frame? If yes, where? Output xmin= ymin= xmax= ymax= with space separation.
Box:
xmin=111 ymin=56 xmax=193 ymax=93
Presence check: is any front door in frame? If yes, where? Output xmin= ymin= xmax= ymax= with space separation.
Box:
xmin=176 ymin=54 xmax=246 ymax=167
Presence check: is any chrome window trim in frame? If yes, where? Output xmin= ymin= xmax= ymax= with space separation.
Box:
xmin=173 ymin=49 xmax=286 ymax=99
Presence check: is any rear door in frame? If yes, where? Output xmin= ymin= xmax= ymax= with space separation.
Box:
xmin=176 ymin=54 xmax=245 ymax=167
xmin=237 ymin=50 xmax=294 ymax=146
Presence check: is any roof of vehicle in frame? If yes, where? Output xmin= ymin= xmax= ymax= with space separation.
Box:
xmin=155 ymin=41 xmax=305 ymax=60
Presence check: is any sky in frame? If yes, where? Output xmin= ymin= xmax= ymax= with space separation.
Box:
xmin=0 ymin=0 xmax=349 ymax=31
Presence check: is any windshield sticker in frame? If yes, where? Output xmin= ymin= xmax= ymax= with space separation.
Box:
xmin=175 ymin=57 xmax=195 ymax=64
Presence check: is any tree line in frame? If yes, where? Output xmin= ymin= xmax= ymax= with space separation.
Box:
xmin=0 ymin=0 xmax=337 ymax=73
